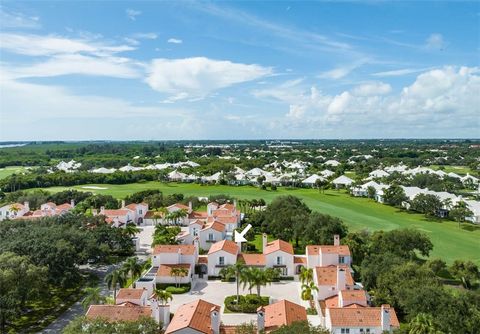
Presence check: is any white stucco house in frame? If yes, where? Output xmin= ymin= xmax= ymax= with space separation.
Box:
xmin=0 ymin=202 xmax=30 ymax=221
xmin=262 ymin=235 xmax=294 ymax=276
xmin=332 ymin=175 xmax=354 ymax=189
xmin=306 ymin=235 xmax=352 ymax=268
xmin=207 ymin=240 xmax=239 ymax=276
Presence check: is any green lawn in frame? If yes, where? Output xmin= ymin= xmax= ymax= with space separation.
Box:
xmin=428 ymin=165 xmax=477 ymax=175
xmin=31 ymin=182 xmax=480 ymax=265
xmin=0 ymin=166 xmax=28 ymax=179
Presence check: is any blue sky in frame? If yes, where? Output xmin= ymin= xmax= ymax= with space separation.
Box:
xmin=0 ymin=1 xmax=479 ymax=140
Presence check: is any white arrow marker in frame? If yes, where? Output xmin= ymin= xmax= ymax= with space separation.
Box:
xmin=234 ymin=224 xmax=252 ymax=243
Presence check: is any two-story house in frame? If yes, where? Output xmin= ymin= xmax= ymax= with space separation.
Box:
xmin=207 ymin=240 xmax=239 ymax=276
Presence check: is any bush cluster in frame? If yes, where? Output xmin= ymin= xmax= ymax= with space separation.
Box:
xmin=224 ymin=294 xmax=269 ymax=313
xmin=156 ymin=283 xmax=191 ymax=294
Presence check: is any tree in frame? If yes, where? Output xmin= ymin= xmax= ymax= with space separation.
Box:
xmin=274 ymin=321 xmax=331 ymax=334
xmin=383 ymin=184 xmax=407 ymax=207
xmin=152 ymin=288 xmax=172 ymax=305
xmin=302 ymin=212 xmax=348 ymax=246
xmin=449 ymin=201 xmax=473 ymax=227
xmin=410 ymin=194 xmax=442 ymax=217
xmin=263 ymin=196 xmax=311 ymax=246
xmin=105 ymin=269 xmax=127 ymax=304
xmin=170 ymin=267 xmax=188 ymax=288
xmin=449 ymin=260 xmax=479 ymax=289
xmin=235 ymin=322 xmax=257 ymax=334
xmin=299 ymin=267 xmax=313 ymax=284
xmin=426 ymin=259 xmax=447 ymax=277
xmin=63 ymin=316 xmax=163 ymax=334
xmin=315 ymin=178 xmax=328 ymax=193
xmin=82 ymin=287 xmax=106 ymax=310
xmin=301 ymin=281 xmax=318 ymax=306
xmin=244 ymin=268 xmax=279 ymax=296
xmin=368 ymin=229 xmax=433 ymax=260
xmin=366 ymin=186 xmax=376 ymax=199
xmin=123 ymin=223 xmax=140 ymax=238
xmin=122 ymin=257 xmax=143 ymax=282
xmin=152 ymin=225 xmax=180 ymax=246
xmin=409 ymin=313 xmax=443 ymax=334
xmin=219 ymin=262 xmax=246 ymax=303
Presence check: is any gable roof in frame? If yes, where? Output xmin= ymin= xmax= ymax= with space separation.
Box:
xmin=315 ymin=265 xmax=354 ymax=286
xmin=157 ymin=264 xmax=191 ymax=277
xmin=153 ymin=244 xmax=195 ymax=255
xmin=264 ymin=239 xmax=293 ymax=255
xmin=116 ymin=288 xmax=146 ymax=301
xmin=327 ymin=305 xmax=400 ymax=328
xmin=306 ymin=245 xmax=351 ymax=256
xmin=261 ymin=300 xmax=307 ymax=330
xmin=86 ymin=303 xmax=151 ymax=322
xmin=165 ymin=299 xmax=220 ymax=334
xmin=239 ymin=253 xmax=266 ymax=266
xmin=208 ymin=240 xmax=239 ymax=255
xmin=202 ymin=221 xmax=225 ymax=232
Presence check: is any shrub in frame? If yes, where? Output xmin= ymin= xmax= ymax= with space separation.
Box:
xmin=224 ymin=294 xmax=269 ymax=313
xmin=156 ymin=283 xmax=191 ymax=294
xmin=306 ymin=307 xmax=318 ymax=315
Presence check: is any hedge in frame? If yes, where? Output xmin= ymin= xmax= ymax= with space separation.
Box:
xmin=156 ymin=283 xmax=191 ymax=294
xmin=224 ymin=294 xmax=269 ymax=313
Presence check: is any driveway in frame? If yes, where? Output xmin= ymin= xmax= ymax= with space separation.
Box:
xmin=38 ymin=264 xmax=119 ymax=333
xmin=136 ymin=225 xmax=155 ymax=255
xmin=169 ymin=280 xmax=310 ymax=325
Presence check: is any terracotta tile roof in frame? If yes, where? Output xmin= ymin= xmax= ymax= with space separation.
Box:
xmin=86 ymin=303 xmax=151 ymax=322
xmin=144 ymin=210 xmax=163 ymax=219
xmin=202 ymin=221 xmax=225 ymax=232
xmin=153 ymin=244 xmax=195 ymax=255
xmin=157 ymin=264 xmax=191 ymax=277
xmin=261 ymin=300 xmax=307 ymax=330
xmin=315 ymin=265 xmax=354 ymax=286
xmin=339 ymin=290 xmax=367 ymax=306
xmin=327 ymin=305 xmax=400 ymax=328
xmin=102 ymin=209 xmax=131 ymax=217
xmin=239 ymin=253 xmax=266 ymax=266
xmin=189 ymin=211 xmax=209 ymax=219
xmin=294 ymin=256 xmax=307 ymax=264
xmin=189 ymin=219 xmax=205 ymax=226
xmin=198 ymin=256 xmax=208 ymax=264
xmin=307 ymin=245 xmax=351 ymax=256
xmin=208 ymin=240 xmax=239 ymax=255
xmin=212 ymin=216 xmax=238 ymax=224
xmin=56 ymin=203 xmax=73 ymax=210
xmin=116 ymin=288 xmax=146 ymax=301
xmin=165 ymin=299 xmax=220 ymax=334
xmin=125 ymin=203 xmax=147 ymax=211
xmin=325 ymin=295 xmax=340 ymax=308
xmin=264 ymin=240 xmax=294 ymax=255
xmin=168 ymin=203 xmax=190 ymax=211
xmin=220 ymin=325 xmax=238 ymax=334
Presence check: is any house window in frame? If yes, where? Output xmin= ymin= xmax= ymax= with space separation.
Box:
xmin=340 ymin=329 xmax=350 ymax=334
xmin=276 ymin=256 xmax=282 ymax=265
xmin=208 ymin=233 xmax=214 ymax=241
xmin=139 ymin=209 xmax=142 ymax=214
xmin=339 ymin=256 xmax=345 ymax=264
xmin=219 ymin=257 xmax=225 ymax=266
xmin=366 ymin=329 xmax=371 ymax=334
xmin=193 ymin=228 xmax=198 ymax=236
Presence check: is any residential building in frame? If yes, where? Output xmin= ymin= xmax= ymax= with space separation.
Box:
xmin=0 ymin=202 xmax=29 ymax=220
xmin=116 ymin=288 xmax=148 ymax=306
xmin=332 ymin=175 xmax=354 ymax=189
xmin=165 ymin=299 xmax=222 ymax=334
xmin=306 ymin=235 xmax=352 ymax=268
xmin=207 ymin=240 xmax=239 ymax=276
xmin=257 ymin=299 xmax=307 ymax=333
xmin=262 ymin=235 xmax=294 ymax=276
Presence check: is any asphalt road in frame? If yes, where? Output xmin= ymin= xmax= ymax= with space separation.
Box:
xmin=38 ymin=264 xmax=118 ymax=334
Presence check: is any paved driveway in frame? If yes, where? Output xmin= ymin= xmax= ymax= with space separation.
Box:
xmin=169 ymin=280 xmax=310 ymax=325
xmin=136 ymin=225 xmax=155 ymax=254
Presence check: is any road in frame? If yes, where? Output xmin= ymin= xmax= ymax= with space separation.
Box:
xmin=38 ymin=264 xmax=118 ymax=334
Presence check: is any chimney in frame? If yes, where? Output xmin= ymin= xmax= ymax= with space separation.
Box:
xmin=100 ymin=206 xmax=105 ymax=213
xmin=193 ymin=237 xmax=199 ymax=252
xmin=121 ymin=200 xmax=126 ymax=208
xmin=262 ymin=233 xmax=268 ymax=254
xmin=333 ymin=234 xmax=340 ymax=246
xmin=177 ymin=248 xmax=182 ymax=263
xmin=210 ymin=307 xmax=220 ymax=334
xmin=336 ymin=266 xmax=346 ymax=291
xmin=257 ymin=307 xmax=265 ymax=333
xmin=24 ymin=201 xmax=30 ymax=212
xmin=188 ymin=201 xmax=193 ymax=213
xmin=150 ymin=297 xmax=170 ymax=328
xmin=338 ymin=290 xmax=344 ymax=307
xmin=381 ymin=304 xmax=391 ymax=332
xmin=70 ymin=199 xmax=75 ymax=208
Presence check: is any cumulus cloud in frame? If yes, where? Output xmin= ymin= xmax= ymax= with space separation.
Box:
xmin=0 ymin=8 xmax=40 ymax=29
xmin=146 ymin=57 xmax=272 ymax=100
xmin=167 ymin=38 xmax=183 ymax=44
xmin=352 ymin=82 xmax=391 ymax=96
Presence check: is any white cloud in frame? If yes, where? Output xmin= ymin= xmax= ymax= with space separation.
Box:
xmin=0 ymin=8 xmax=40 ymax=29
xmin=146 ymin=57 xmax=272 ymax=100
xmin=126 ymin=9 xmax=141 ymax=21
xmin=0 ymin=32 xmax=134 ymax=56
xmin=352 ymin=82 xmax=391 ymax=96
xmin=133 ymin=33 xmax=157 ymax=39
xmin=371 ymin=68 xmax=431 ymax=77
xmin=426 ymin=33 xmax=446 ymax=50
xmin=319 ymin=59 xmax=370 ymax=80
xmin=327 ymin=92 xmax=351 ymax=114
xmin=167 ymin=38 xmax=183 ymax=44
xmin=5 ymin=54 xmax=142 ymax=79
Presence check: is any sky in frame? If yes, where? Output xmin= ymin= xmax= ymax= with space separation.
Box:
xmin=0 ymin=1 xmax=479 ymax=141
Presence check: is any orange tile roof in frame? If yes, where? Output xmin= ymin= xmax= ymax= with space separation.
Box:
xmin=86 ymin=303 xmax=151 ymax=322
xmin=202 ymin=221 xmax=225 ymax=232
xmin=153 ymin=244 xmax=195 ymax=255
xmin=294 ymin=256 xmax=307 ymax=264
xmin=157 ymin=264 xmax=191 ymax=277
xmin=198 ymin=256 xmax=208 ymax=264
xmin=165 ymin=299 xmax=220 ymax=334
xmin=116 ymin=288 xmax=146 ymax=301
xmin=189 ymin=211 xmax=209 ymax=219
xmin=327 ymin=305 xmax=400 ymax=328
xmin=264 ymin=240 xmax=293 ymax=255
xmin=315 ymin=265 xmax=354 ymax=286
xmin=307 ymin=245 xmax=350 ymax=256
xmin=239 ymin=253 xmax=266 ymax=266
xmin=102 ymin=209 xmax=131 ymax=216
xmin=56 ymin=203 xmax=73 ymax=210
xmin=261 ymin=300 xmax=307 ymax=330
xmin=339 ymin=290 xmax=367 ymax=306
xmin=144 ymin=210 xmax=164 ymax=219
xmin=168 ymin=203 xmax=190 ymax=210
xmin=220 ymin=325 xmax=239 ymax=334
xmin=208 ymin=240 xmax=239 ymax=255
xmin=212 ymin=216 xmax=238 ymax=224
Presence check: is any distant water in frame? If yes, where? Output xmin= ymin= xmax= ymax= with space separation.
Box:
xmin=0 ymin=144 xmax=27 ymax=148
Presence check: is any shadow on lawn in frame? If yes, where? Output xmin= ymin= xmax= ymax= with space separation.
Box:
xmin=460 ymin=224 xmax=480 ymax=232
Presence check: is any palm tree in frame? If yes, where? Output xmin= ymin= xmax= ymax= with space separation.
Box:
xmin=153 ymin=208 xmax=168 ymax=225
xmin=81 ymin=287 xmax=106 ymax=310
xmin=240 ymin=267 xmax=254 ymax=295
xmin=248 ymin=268 xmax=269 ymax=296
xmin=219 ymin=262 xmax=246 ymax=303
xmin=299 ymin=267 xmax=313 ymax=284
xmin=170 ymin=267 xmax=188 ymax=288
xmin=105 ymin=269 xmax=127 ymax=304
xmin=123 ymin=223 xmax=140 ymax=238
xmin=152 ymin=288 xmax=173 ymax=305
xmin=301 ymin=281 xmax=318 ymax=307
xmin=122 ymin=257 xmax=143 ymax=283
xmin=409 ymin=313 xmax=443 ymax=334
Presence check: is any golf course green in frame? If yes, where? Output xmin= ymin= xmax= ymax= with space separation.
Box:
xmin=33 ymin=181 xmax=480 ymax=265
